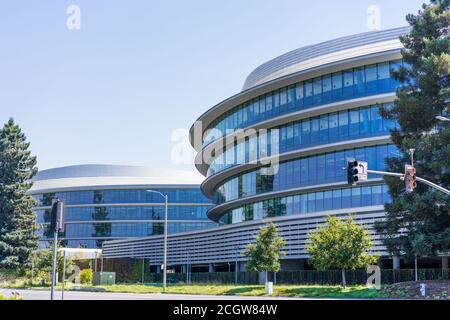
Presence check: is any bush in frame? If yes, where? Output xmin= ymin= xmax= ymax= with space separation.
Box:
xmin=80 ymin=269 xmax=93 ymax=284
xmin=0 ymin=269 xmax=17 ymax=283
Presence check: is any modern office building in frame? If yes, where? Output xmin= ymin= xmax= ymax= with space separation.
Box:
xmin=102 ymin=27 xmax=420 ymax=271
xmin=29 ymin=165 xmax=215 ymax=249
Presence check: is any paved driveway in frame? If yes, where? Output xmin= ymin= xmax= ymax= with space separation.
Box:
xmin=0 ymin=288 xmax=312 ymax=300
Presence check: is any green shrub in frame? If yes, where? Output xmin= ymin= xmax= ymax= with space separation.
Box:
xmin=80 ymin=269 xmax=93 ymax=284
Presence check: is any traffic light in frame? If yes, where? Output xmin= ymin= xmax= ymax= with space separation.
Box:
xmin=347 ymin=159 xmax=369 ymax=186
xmin=50 ymin=199 xmax=65 ymax=232
xmin=405 ymin=165 xmax=417 ymax=193
xmin=347 ymin=160 xmax=359 ymax=185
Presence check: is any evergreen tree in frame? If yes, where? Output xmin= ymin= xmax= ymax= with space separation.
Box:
xmin=376 ymin=0 xmax=450 ymax=260
xmin=306 ymin=216 xmax=376 ymax=287
xmin=0 ymin=118 xmax=39 ymax=269
xmin=244 ymin=223 xmax=285 ymax=283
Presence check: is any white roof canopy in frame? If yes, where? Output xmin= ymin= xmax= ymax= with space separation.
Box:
xmin=59 ymin=248 xmax=102 ymax=260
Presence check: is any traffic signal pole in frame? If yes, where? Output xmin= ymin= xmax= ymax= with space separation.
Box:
xmin=365 ymin=169 xmax=450 ymax=196
xmin=50 ymin=230 xmax=58 ymax=300
xmin=50 ymin=199 xmax=65 ymax=301
xmin=415 ymin=176 xmax=450 ymax=196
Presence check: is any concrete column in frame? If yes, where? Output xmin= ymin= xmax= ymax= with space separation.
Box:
xmin=442 ymin=256 xmax=449 ymax=270
xmin=208 ymin=264 xmax=214 ymax=273
xmin=182 ymin=264 xmax=186 ymax=273
xmin=393 ymin=256 xmax=400 ymax=270
xmin=156 ymin=265 xmax=161 ymax=274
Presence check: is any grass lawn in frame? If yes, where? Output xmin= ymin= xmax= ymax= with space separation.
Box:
xmin=90 ymin=283 xmax=387 ymax=299
xmin=0 ymin=294 xmax=21 ymax=300
xmin=1 ymin=278 xmax=387 ymax=299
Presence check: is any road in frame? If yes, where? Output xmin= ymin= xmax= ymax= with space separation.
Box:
xmin=0 ymin=288 xmax=310 ymax=300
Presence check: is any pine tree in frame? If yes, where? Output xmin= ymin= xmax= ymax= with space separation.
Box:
xmin=0 ymin=118 xmax=39 ymax=269
xmin=376 ymin=0 xmax=450 ymax=260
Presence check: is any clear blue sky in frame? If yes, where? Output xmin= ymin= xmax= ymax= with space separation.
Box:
xmin=0 ymin=0 xmax=425 ymax=172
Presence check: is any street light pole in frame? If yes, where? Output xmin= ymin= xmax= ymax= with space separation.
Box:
xmin=163 ymin=193 xmax=168 ymax=292
xmin=146 ymin=190 xmax=168 ymax=292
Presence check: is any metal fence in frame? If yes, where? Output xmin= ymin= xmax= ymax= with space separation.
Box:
xmin=131 ymin=269 xmax=450 ymax=286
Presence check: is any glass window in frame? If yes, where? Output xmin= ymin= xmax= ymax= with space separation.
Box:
xmin=324 ymin=191 xmax=333 ymax=210
xmin=304 ymin=80 xmax=313 ymax=106
xmin=338 ymin=110 xmax=349 ymax=138
xmin=317 ymin=155 xmax=326 ymax=184
xmin=372 ymin=185 xmax=383 ymax=205
xmin=307 ymin=193 xmax=316 ymax=212
xmin=342 ymin=188 xmax=352 ymax=208
xmin=280 ymin=87 xmax=288 ymax=113
xmin=287 ymin=85 xmax=296 ymax=110
xmin=319 ymin=114 xmax=329 ymax=142
xmin=343 ymin=69 xmax=354 ymax=97
xmin=313 ymin=77 xmax=322 ymax=105
xmin=359 ymin=107 xmax=371 ymax=136
xmin=259 ymin=96 xmax=266 ymax=118
xmin=349 ymin=109 xmax=360 ymax=137
xmin=377 ymin=62 xmax=390 ymax=91
xmin=329 ymin=113 xmax=338 ymax=141
xmin=273 ymin=90 xmax=280 ymax=115
xmin=332 ymin=72 xmax=343 ymax=100
xmin=335 ymin=151 xmax=346 ymax=180
xmin=300 ymin=194 xmax=307 ymax=214
xmin=265 ymin=93 xmax=273 ymax=116
xmin=315 ymin=192 xmax=324 ymax=212
xmin=296 ymin=83 xmax=304 ymax=109
xmin=354 ymin=67 xmax=366 ymax=96
xmin=332 ymin=189 xmax=341 ymax=209
xmin=308 ymin=157 xmax=318 ymax=184
xmin=371 ymin=105 xmax=383 ymax=134
xmin=377 ymin=145 xmax=388 ymax=171
xmin=301 ymin=120 xmax=311 ymax=146
xmin=300 ymin=158 xmax=309 ymax=185
xmin=362 ymin=186 xmax=372 ymax=206
xmin=322 ymin=75 xmax=332 ymax=103
xmin=365 ymin=64 xmax=378 ymax=93
xmin=351 ymin=187 xmax=361 ymax=207
xmin=310 ymin=118 xmax=320 ymax=144
xmin=325 ymin=153 xmax=335 ymax=182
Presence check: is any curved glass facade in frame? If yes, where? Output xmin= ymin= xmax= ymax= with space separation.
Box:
xmin=218 ymin=184 xmax=391 ymax=225
xmin=33 ymin=188 xmax=214 ymax=248
xmin=203 ymin=60 xmax=404 ymax=147
xmin=36 ymin=205 xmax=210 ymax=223
xmin=213 ymin=144 xmax=400 ymax=204
xmin=207 ymin=102 xmax=398 ymax=176
xmin=33 ymin=188 xmax=210 ymax=206
xmin=191 ymin=40 xmax=407 ymax=226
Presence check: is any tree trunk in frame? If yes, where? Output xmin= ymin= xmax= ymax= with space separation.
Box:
xmin=265 ymin=270 xmax=268 ymax=283
xmin=342 ymin=269 xmax=346 ymax=288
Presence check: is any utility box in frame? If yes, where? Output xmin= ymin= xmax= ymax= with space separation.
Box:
xmin=93 ymin=272 xmax=116 ymax=286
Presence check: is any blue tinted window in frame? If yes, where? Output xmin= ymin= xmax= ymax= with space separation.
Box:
xmin=332 ymin=72 xmax=343 ymax=100
xmin=354 ymin=67 xmax=366 ymax=96
xmin=343 ymin=69 xmax=354 ymax=97
xmin=322 ymin=75 xmax=332 ymax=103
xmin=320 ymin=115 xmax=329 ymax=142
xmin=313 ymin=78 xmax=322 ymax=105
